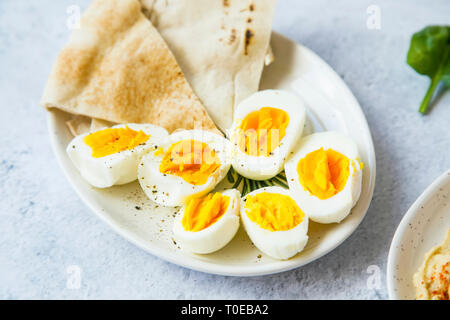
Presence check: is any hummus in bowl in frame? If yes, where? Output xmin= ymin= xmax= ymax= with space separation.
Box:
xmin=413 ymin=228 xmax=450 ymax=300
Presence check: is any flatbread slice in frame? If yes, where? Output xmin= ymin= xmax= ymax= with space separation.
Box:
xmin=66 ymin=115 xmax=115 ymax=136
xmin=66 ymin=115 xmax=92 ymax=137
xmin=140 ymin=0 xmax=277 ymax=131
xmin=41 ymin=0 xmax=218 ymax=134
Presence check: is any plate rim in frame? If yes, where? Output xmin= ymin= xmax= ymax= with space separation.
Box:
xmin=47 ymin=32 xmax=376 ymax=277
xmin=386 ymin=168 xmax=450 ymax=299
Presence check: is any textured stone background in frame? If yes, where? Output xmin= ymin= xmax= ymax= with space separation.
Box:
xmin=0 ymin=0 xmax=449 ymax=299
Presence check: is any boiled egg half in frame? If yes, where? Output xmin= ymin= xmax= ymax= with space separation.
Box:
xmin=66 ymin=123 xmax=168 ymax=188
xmin=229 ymin=90 xmax=306 ymax=180
xmin=241 ymin=186 xmax=309 ymax=260
xmin=173 ymin=189 xmax=241 ymax=254
xmin=138 ymin=130 xmax=232 ymax=207
xmin=284 ymin=131 xmax=363 ymax=224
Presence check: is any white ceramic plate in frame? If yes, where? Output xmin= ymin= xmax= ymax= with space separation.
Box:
xmin=387 ymin=169 xmax=450 ymax=299
xmin=47 ymin=32 xmax=376 ymax=276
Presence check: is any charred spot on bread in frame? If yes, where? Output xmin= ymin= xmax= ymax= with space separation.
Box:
xmin=244 ymin=28 xmax=254 ymax=55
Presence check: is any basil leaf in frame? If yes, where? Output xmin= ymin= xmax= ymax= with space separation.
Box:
xmin=406 ymin=25 xmax=450 ymax=114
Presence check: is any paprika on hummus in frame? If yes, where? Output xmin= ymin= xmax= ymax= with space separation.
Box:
xmin=413 ymin=228 xmax=450 ymax=300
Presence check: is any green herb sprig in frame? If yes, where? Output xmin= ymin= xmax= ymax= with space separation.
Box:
xmin=226 ymin=167 xmax=289 ymax=196
xmin=407 ymin=26 xmax=450 ymax=114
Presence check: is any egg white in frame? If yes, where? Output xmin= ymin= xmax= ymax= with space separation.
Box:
xmin=66 ymin=123 xmax=168 ymax=188
xmin=284 ymin=131 xmax=363 ymax=224
xmin=240 ymin=186 xmax=309 ymax=260
xmin=138 ymin=130 xmax=232 ymax=207
xmin=172 ymin=189 xmax=241 ymax=254
xmin=228 ymin=89 xmax=306 ymax=180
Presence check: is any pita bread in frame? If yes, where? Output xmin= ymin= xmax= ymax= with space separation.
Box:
xmin=140 ymin=0 xmax=277 ymax=131
xmin=66 ymin=115 xmax=115 ymax=136
xmin=66 ymin=115 xmax=92 ymax=136
xmin=41 ymin=0 xmax=218 ymax=134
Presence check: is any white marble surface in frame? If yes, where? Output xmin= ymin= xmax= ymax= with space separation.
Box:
xmin=1 ymin=0 xmax=449 ymax=300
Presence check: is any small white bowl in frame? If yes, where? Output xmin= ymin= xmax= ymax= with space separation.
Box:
xmin=387 ymin=169 xmax=450 ymax=299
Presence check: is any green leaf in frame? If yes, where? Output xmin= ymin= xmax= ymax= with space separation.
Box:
xmin=231 ymin=174 xmax=242 ymax=189
xmin=406 ymin=25 xmax=450 ymax=114
xmin=442 ymin=61 xmax=450 ymax=88
xmin=407 ymin=26 xmax=449 ymax=76
xmin=226 ymin=167 xmax=235 ymax=183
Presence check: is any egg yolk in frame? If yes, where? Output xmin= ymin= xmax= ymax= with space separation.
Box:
xmin=238 ymin=107 xmax=289 ymax=157
xmin=159 ymin=140 xmax=221 ymax=185
xmin=245 ymin=192 xmax=304 ymax=232
xmin=182 ymin=192 xmax=230 ymax=232
xmin=297 ymin=148 xmax=350 ymax=200
xmin=153 ymin=147 xmax=164 ymax=156
xmin=83 ymin=126 xmax=150 ymax=158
